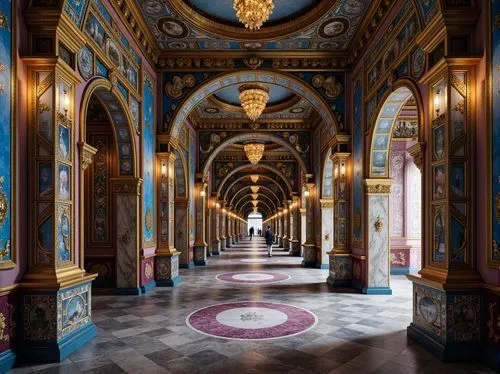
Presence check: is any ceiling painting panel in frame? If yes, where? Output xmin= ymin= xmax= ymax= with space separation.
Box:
xmin=136 ymin=0 xmax=370 ymax=51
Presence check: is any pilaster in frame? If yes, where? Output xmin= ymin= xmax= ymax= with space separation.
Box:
xmin=193 ymin=182 xmax=207 ymax=266
xmin=302 ymin=183 xmax=316 ymax=268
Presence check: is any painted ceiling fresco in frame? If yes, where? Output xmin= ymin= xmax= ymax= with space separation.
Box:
xmin=136 ymin=0 xmax=371 ymax=50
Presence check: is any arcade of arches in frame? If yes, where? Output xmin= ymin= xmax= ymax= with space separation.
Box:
xmin=0 ymin=0 xmax=499 ymax=372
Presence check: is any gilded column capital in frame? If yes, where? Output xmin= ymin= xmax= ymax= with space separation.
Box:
xmin=407 ymin=142 xmax=426 ymax=172
xmin=78 ymin=142 xmax=97 ymax=171
xmin=111 ymin=177 xmax=143 ymax=195
xmin=363 ymin=179 xmax=393 ymax=194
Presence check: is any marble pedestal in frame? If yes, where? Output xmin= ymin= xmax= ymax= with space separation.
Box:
xmin=289 ymin=240 xmax=301 ymax=256
xmin=226 ymin=236 xmax=232 ymax=248
xmin=283 ymin=237 xmax=289 ymax=251
xmin=302 ymin=244 xmax=316 ymax=268
xmin=155 ymin=252 xmax=181 ymax=287
xmin=220 ymin=236 xmax=226 ymax=251
xmin=194 ymin=245 xmax=207 ymax=266
xmin=326 ymin=253 xmax=352 ymax=287
xmin=211 ymin=239 xmax=221 ymax=255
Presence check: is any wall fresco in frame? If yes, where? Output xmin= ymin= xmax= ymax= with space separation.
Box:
xmin=63 ymin=0 xmax=90 ymax=27
xmin=143 ymin=73 xmax=155 ymax=244
xmin=0 ymin=0 xmax=13 ymax=265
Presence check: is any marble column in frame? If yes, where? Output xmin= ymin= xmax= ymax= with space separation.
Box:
xmin=282 ymin=203 xmax=289 ymax=250
xmin=175 ymin=198 xmax=192 ymax=268
xmin=220 ymin=205 xmax=227 ymax=251
xmin=22 ymin=58 xmax=97 ymax=361
xmin=328 ymin=151 xmax=352 ymax=287
xmin=156 ymin=152 xmax=181 ymax=287
xmin=210 ymin=198 xmax=221 ymax=255
xmin=231 ymin=213 xmax=236 ymax=245
xmin=277 ymin=208 xmax=284 ymax=247
xmin=363 ymin=179 xmax=392 ymax=294
xmin=234 ymin=219 xmax=239 ymax=243
xmin=193 ymin=182 xmax=208 ymax=266
xmin=226 ymin=211 xmax=232 ymax=248
xmin=273 ymin=215 xmax=279 ymax=244
xmin=289 ymin=197 xmax=301 ymax=256
xmin=319 ymin=199 xmax=333 ymax=270
xmin=302 ymin=183 xmax=316 ymax=267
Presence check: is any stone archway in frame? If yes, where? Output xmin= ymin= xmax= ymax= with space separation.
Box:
xmin=320 ymin=148 xmax=334 ymax=269
xmin=79 ymin=78 xmax=142 ymax=294
xmin=364 ymin=80 xmax=424 ymax=294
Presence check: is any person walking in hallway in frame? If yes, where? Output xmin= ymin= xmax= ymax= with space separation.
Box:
xmin=265 ymin=225 xmax=273 ymax=257
xmin=249 ymin=226 xmax=254 ymax=240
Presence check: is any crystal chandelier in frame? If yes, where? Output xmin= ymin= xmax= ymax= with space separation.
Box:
xmin=233 ymin=0 xmax=274 ymax=30
xmin=244 ymin=142 xmax=265 ymax=164
xmin=251 ymin=186 xmax=260 ymax=194
xmin=239 ymin=84 xmax=269 ymax=122
xmin=250 ymin=174 xmax=259 ymax=184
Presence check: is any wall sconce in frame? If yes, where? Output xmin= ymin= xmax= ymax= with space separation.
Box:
xmin=216 ymin=203 xmax=221 ymax=209
xmin=161 ymin=161 xmax=167 ymax=176
xmin=284 ymin=209 xmax=288 ymax=214
xmin=222 ymin=208 xmax=227 ymax=214
xmin=434 ymin=89 xmax=441 ymax=117
xmin=334 ymin=166 xmax=339 ymax=179
xmin=63 ymin=89 xmax=70 ymax=117
xmin=200 ymin=190 xmax=206 ymax=198
xmin=304 ymin=190 xmax=310 ymax=198
xmin=340 ymin=162 xmax=346 ymax=178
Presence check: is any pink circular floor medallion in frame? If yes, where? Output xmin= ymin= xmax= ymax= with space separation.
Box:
xmin=186 ymin=301 xmax=317 ymax=340
xmin=216 ymin=271 xmax=290 ymax=284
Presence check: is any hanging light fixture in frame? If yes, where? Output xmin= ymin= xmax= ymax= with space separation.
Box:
xmin=251 ymin=193 xmax=259 ymax=200
xmin=250 ymin=174 xmax=259 ymax=184
xmin=252 ymin=200 xmax=259 ymax=207
xmin=233 ymin=0 xmax=274 ymax=30
xmin=251 ymin=185 xmax=260 ymax=194
xmin=239 ymin=84 xmax=269 ymax=122
xmin=244 ymin=142 xmax=265 ymax=164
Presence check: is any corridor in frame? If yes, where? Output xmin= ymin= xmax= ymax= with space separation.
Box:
xmin=9 ymin=238 xmax=494 ymax=374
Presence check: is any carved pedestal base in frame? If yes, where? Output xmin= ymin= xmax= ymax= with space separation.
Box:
xmin=407 ymin=277 xmax=482 ymax=362
xmin=20 ymin=278 xmax=97 ymax=362
xmin=283 ymin=238 xmax=289 ymax=251
xmin=211 ymin=240 xmax=221 ymax=255
xmin=220 ymin=237 xmax=226 ymax=251
xmin=155 ymin=253 xmax=181 ymax=287
xmin=302 ymin=244 xmax=316 ymax=268
xmin=226 ymin=236 xmax=232 ymax=248
xmin=289 ymin=240 xmax=301 ymax=256
xmin=194 ymin=245 xmax=207 ymax=266
xmin=326 ymin=253 xmax=352 ymax=287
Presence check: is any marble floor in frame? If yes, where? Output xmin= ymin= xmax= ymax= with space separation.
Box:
xmin=10 ymin=237 xmax=495 ymax=374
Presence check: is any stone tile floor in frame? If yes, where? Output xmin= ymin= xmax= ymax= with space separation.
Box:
xmin=10 ymin=237 xmax=495 ymax=373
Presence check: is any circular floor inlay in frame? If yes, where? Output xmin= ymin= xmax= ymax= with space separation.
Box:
xmin=216 ymin=271 xmax=290 ymax=284
xmin=186 ymin=301 xmax=317 ymax=340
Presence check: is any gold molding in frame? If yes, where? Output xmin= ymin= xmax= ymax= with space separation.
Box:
xmin=407 ymin=141 xmax=425 ymax=172
xmin=111 ymin=177 xmax=143 ymax=195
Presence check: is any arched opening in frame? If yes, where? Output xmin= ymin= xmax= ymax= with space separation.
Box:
xmin=247 ymin=212 xmax=263 ymax=237
xmin=79 ymin=79 xmax=139 ymax=291
xmin=172 ymin=147 xmax=191 ymax=268
xmin=369 ymin=84 xmax=424 ymax=286
xmin=320 ymin=148 xmax=334 ymax=269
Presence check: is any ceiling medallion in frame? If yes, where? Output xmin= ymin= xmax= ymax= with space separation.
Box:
xmin=244 ymin=142 xmax=265 ymax=165
xmin=239 ymin=84 xmax=269 ymax=122
xmin=233 ymin=0 xmax=274 ymax=30
xmin=250 ymin=174 xmax=259 ymax=183
xmin=251 ymin=186 xmax=260 ymax=194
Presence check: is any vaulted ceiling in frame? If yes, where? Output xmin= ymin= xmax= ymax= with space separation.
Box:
xmin=136 ymin=0 xmax=372 ymax=51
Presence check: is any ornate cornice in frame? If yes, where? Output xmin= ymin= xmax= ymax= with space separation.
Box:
xmin=109 ymin=0 xmax=160 ymax=65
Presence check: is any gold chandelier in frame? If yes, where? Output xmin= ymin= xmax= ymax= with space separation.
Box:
xmin=239 ymin=84 xmax=269 ymax=122
xmin=233 ymin=0 xmax=274 ymax=30
xmin=252 ymin=200 xmax=259 ymax=207
xmin=251 ymin=185 xmax=260 ymax=194
xmin=244 ymin=142 xmax=265 ymax=164
xmin=250 ymin=174 xmax=259 ymax=184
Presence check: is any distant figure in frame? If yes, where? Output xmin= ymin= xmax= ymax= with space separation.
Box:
xmin=249 ymin=226 xmax=254 ymax=240
xmin=265 ymin=225 xmax=273 ymax=257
